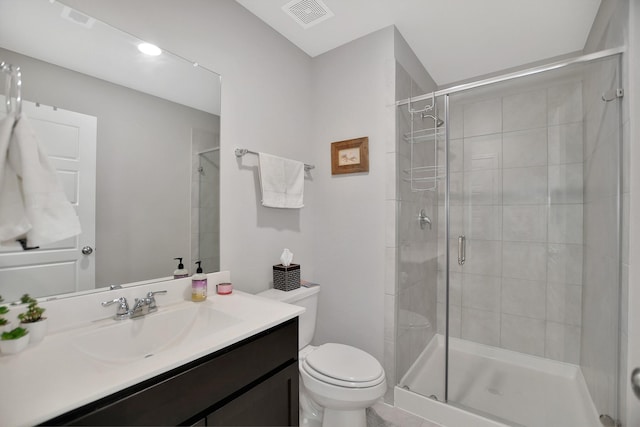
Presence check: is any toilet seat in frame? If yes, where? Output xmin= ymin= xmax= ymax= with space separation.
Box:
xmin=302 ymin=343 xmax=385 ymax=389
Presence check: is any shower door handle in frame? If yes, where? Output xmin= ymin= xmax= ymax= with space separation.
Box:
xmin=458 ymin=235 xmax=465 ymax=266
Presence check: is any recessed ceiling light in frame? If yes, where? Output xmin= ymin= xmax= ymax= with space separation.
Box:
xmin=138 ymin=42 xmax=162 ymax=56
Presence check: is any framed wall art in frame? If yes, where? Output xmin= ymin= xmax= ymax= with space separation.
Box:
xmin=330 ymin=136 xmax=369 ymax=175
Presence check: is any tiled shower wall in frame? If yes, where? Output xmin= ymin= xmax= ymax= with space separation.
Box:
xmin=581 ymin=56 xmax=622 ymax=419
xmin=394 ymin=63 xmax=439 ymax=385
xmin=436 ymin=76 xmax=585 ymax=362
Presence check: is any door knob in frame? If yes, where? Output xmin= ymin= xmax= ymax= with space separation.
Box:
xmin=81 ymin=246 xmax=94 ymax=255
xmin=632 ymin=367 xmax=640 ymax=399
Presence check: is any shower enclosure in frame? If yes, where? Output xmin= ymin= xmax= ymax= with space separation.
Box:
xmin=394 ymin=50 xmax=624 ymax=427
xmin=191 ymin=147 xmax=220 ymax=273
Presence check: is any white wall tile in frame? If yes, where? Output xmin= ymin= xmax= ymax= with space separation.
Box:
xmin=438 ymin=302 xmax=461 ymax=337
xmin=464 ymin=205 xmax=502 ymax=241
xmin=461 ymin=273 xmax=501 ymax=312
xmin=549 ymin=163 xmax=583 ymax=204
xmin=546 ymin=282 xmax=582 ymax=326
xmin=464 ymin=240 xmax=502 ymax=276
xmin=548 ymin=123 xmax=583 ymax=165
xmin=437 ymin=270 xmax=462 ymax=306
xmin=461 ymin=307 xmax=500 ymax=346
xmin=501 ymin=314 xmax=545 ymax=356
xmin=463 ymin=98 xmax=502 ymax=137
xmin=503 ymin=166 xmax=547 ymax=205
xmin=384 ymin=294 xmax=396 ymax=341
xmin=386 ymin=151 xmax=398 ymax=200
xmin=385 ymin=247 xmax=397 ymax=295
xmin=545 ymin=321 xmax=581 ymax=364
xmin=549 ymin=204 xmax=583 ymax=244
xmin=547 ymin=243 xmax=583 ymax=285
xmin=386 ymin=200 xmax=398 ymax=247
xmin=548 ymin=81 xmax=583 ymax=125
xmin=438 ymin=138 xmax=463 ymax=173
xmin=449 ymin=102 xmax=464 ymax=139
xmin=503 ymin=89 xmax=547 ymax=132
xmin=463 ymin=134 xmax=502 ymax=171
xmin=503 ymin=128 xmax=547 ymax=168
xmin=502 ymin=278 xmax=546 ymax=319
xmin=502 ymin=241 xmax=547 ymax=281
xmin=502 ymin=205 xmax=547 ymax=242
xmin=464 ymin=169 xmax=502 ymax=205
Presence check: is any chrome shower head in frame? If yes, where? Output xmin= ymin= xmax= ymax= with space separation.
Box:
xmin=421 ymin=112 xmax=444 ymax=127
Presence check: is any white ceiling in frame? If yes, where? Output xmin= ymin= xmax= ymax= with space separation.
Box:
xmin=235 ymin=0 xmax=602 ymax=86
xmin=0 ymin=0 xmax=221 ymax=115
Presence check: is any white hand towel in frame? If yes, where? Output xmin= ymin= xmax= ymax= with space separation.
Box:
xmin=0 ymin=113 xmax=81 ymax=247
xmin=0 ymin=114 xmax=30 ymax=245
xmin=258 ymin=152 xmax=304 ymax=209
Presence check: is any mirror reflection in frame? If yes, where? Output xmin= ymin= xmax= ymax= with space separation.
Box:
xmin=0 ymin=0 xmax=221 ymax=301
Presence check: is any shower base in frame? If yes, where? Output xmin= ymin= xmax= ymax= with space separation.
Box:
xmin=396 ymin=334 xmax=600 ymax=427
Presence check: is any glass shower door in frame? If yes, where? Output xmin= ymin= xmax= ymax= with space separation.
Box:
xmin=444 ymin=57 xmax=622 ymax=427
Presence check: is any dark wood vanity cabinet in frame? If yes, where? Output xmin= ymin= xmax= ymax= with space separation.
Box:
xmin=44 ymin=318 xmax=299 ymax=426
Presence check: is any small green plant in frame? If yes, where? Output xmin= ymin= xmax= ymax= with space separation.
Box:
xmin=18 ymin=294 xmax=45 ymax=324
xmin=1 ymin=326 xmax=28 ymax=341
xmin=0 ymin=295 xmax=8 ymax=327
xmin=0 ymin=306 xmax=9 ymax=327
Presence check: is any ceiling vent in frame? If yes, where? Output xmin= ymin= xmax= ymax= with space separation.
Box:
xmin=282 ymin=0 xmax=334 ymax=29
xmin=61 ymin=6 xmax=96 ymax=29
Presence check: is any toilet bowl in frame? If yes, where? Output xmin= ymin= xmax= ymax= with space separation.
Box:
xmin=258 ymin=286 xmax=386 ymax=427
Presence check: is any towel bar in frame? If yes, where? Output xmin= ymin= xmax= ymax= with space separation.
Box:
xmin=235 ymin=148 xmax=315 ymax=171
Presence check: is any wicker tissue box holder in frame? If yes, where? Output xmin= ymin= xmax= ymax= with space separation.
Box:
xmin=273 ymin=264 xmax=301 ymax=291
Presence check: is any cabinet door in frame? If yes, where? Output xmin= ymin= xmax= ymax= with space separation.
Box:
xmin=208 ymin=363 xmax=299 ymax=426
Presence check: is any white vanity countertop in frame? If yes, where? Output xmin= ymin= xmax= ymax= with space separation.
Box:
xmin=0 ymin=276 xmax=303 ymax=427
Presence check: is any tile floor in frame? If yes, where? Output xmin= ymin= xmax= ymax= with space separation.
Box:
xmin=367 ymin=401 xmax=442 ymax=427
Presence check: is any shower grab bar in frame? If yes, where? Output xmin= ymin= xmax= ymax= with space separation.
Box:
xmin=235 ymin=148 xmax=315 ymax=171
xmin=458 ymin=235 xmax=465 ymax=266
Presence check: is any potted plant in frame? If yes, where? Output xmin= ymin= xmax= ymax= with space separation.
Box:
xmin=18 ymin=294 xmax=47 ymax=344
xmin=0 ymin=326 xmax=29 ymax=355
xmin=0 ymin=296 xmax=11 ymax=334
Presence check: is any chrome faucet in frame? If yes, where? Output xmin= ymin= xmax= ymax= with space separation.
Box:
xmin=101 ymin=290 xmax=167 ymax=320
xmin=130 ymin=290 xmax=167 ymax=318
xmin=101 ymin=297 xmax=130 ymax=320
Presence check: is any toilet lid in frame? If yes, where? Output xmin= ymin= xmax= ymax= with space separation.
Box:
xmin=303 ymin=343 xmax=384 ymax=388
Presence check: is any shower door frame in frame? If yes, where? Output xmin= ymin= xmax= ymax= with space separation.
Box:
xmin=396 ymin=45 xmax=625 ymax=423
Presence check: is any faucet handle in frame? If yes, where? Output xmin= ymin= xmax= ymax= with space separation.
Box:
xmin=101 ymin=297 xmax=130 ymax=319
xmin=146 ymin=290 xmax=167 ymax=311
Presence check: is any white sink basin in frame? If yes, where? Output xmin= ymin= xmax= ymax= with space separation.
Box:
xmin=73 ymin=302 xmax=242 ymax=363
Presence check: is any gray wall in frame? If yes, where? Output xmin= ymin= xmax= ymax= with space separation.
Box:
xmin=0 ymin=47 xmax=219 ymax=287
xmin=309 ymin=26 xmax=395 ymax=364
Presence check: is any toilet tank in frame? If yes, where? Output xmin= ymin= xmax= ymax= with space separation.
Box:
xmin=257 ymin=286 xmax=319 ymax=350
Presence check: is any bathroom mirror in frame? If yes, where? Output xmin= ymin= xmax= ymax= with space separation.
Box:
xmin=0 ymin=0 xmax=221 ymax=301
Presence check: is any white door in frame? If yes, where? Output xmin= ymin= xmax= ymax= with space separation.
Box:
xmin=0 ymin=98 xmax=97 ymax=301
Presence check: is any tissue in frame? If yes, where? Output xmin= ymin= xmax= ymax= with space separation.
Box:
xmin=280 ymin=248 xmax=293 ymax=267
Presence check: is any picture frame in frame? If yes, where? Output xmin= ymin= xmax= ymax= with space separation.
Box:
xmin=331 ymin=137 xmax=369 ymax=175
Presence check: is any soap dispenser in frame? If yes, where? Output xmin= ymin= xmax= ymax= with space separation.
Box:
xmin=191 ymin=261 xmax=207 ymax=302
xmin=173 ymin=257 xmax=189 ymax=279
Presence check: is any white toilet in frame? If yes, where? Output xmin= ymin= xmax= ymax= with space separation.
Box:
xmin=258 ymin=285 xmax=386 ymax=427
